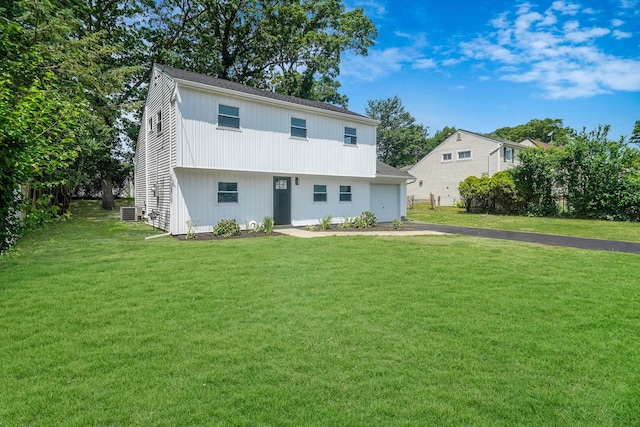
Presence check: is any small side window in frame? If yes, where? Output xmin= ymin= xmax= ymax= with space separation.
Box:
xmin=156 ymin=110 xmax=162 ymax=133
xmin=442 ymin=153 xmax=452 ymax=162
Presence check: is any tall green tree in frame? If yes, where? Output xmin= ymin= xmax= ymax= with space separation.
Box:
xmin=490 ymin=118 xmax=574 ymax=145
xmin=366 ymin=96 xmax=429 ymax=168
xmin=630 ymin=120 xmax=640 ymax=146
xmin=147 ymin=0 xmax=376 ymax=107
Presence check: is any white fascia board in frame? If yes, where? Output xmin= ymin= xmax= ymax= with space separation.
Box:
xmin=172 ymin=78 xmax=380 ymax=126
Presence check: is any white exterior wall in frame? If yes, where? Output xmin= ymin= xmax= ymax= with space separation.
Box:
xmin=134 ymin=69 xmax=174 ymax=231
xmin=407 ymin=131 xmax=522 ymax=206
xmin=170 ymin=168 xmax=372 ymax=234
xmin=174 ymin=86 xmax=377 ymax=178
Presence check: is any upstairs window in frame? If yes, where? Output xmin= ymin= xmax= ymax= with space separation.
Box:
xmin=313 ymin=185 xmax=327 ymax=202
xmin=218 ymin=104 xmax=240 ymax=129
xmin=148 ymin=117 xmax=153 ymax=134
xmin=339 ymin=185 xmax=352 ymax=202
xmin=344 ymin=127 xmax=357 ymax=145
xmin=458 ymin=150 xmax=471 ymax=160
xmin=156 ymin=110 xmax=162 ymax=133
xmin=218 ymin=182 xmax=238 ymax=203
xmin=291 ymin=117 xmax=307 ymax=138
xmin=504 ymin=147 xmax=514 ymax=162
xmin=442 ymin=153 xmax=452 ymax=162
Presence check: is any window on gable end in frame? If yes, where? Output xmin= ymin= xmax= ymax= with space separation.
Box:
xmin=458 ymin=150 xmax=472 ymax=160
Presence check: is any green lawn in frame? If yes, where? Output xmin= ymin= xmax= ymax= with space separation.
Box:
xmin=408 ymin=203 xmax=640 ymax=243
xmin=1 ymin=201 xmax=639 ymax=425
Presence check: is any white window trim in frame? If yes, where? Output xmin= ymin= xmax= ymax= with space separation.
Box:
xmin=344 ymin=127 xmax=357 ymax=146
xmin=339 ymin=185 xmax=352 ymax=202
xmin=156 ymin=110 xmax=162 ymax=134
xmin=441 ymin=152 xmax=453 ymax=162
xmin=313 ymin=184 xmax=328 ymax=203
xmin=290 ymin=117 xmax=308 ymax=140
xmin=217 ymin=104 xmax=241 ymax=130
xmin=217 ymin=182 xmax=239 ymax=204
xmin=457 ymin=150 xmax=472 ymax=161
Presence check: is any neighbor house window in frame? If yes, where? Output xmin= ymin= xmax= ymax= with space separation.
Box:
xmin=339 ymin=185 xmax=352 ymax=202
xmin=504 ymin=147 xmax=514 ymax=162
xmin=218 ymin=182 xmax=238 ymax=203
xmin=442 ymin=152 xmax=452 ymax=161
xmin=313 ymin=185 xmax=327 ymax=202
xmin=291 ymin=117 xmax=307 ymax=138
xmin=344 ymin=127 xmax=357 ymax=145
xmin=156 ymin=110 xmax=162 ymax=133
xmin=218 ymin=104 xmax=240 ymax=129
xmin=458 ymin=150 xmax=471 ymax=160
xmin=148 ymin=117 xmax=153 ymax=134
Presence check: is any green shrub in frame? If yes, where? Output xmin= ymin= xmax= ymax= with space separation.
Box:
xmin=353 ymin=211 xmax=377 ymax=229
xmin=186 ymin=220 xmax=198 ymax=239
xmin=262 ymin=216 xmax=274 ymax=234
xmin=339 ymin=216 xmax=353 ymax=229
xmin=361 ymin=211 xmax=377 ymax=227
xmin=318 ymin=215 xmax=332 ymax=230
xmin=392 ymin=218 xmax=404 ymax=230
xmin=213 ymin=219 xmax=241 ymax=237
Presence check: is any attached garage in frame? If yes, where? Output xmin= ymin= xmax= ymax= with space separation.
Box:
xmin=370 ymin=184 xmax=400 ymax=223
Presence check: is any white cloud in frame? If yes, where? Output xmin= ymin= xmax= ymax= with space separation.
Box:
xmin=351 ymin=0 xmax=386 ymax=17
xmin=458 ymin=2 xmax=640 ymax=99
xmin=613 ymin=29 xmax=633 ymax=39
xmin=413 ymin=58 xmax=437 ymax=70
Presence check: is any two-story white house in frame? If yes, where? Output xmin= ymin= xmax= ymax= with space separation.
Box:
xmin=134 ymin=64 xmax=412 ymax=234
xmin=406 ymin=130 xmax=524 ymax=205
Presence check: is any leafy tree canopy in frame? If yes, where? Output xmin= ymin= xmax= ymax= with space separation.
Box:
xmin=489 ymin=118 xmax=574 ymax=145
xmin=148 ymin=0 xmax=377 ymax=107
xmin=366 ymin=96 xmax=429 ymax=168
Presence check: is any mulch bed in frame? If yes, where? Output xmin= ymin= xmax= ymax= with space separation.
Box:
xmin=174 ymin=231 xmax=282 ymax=241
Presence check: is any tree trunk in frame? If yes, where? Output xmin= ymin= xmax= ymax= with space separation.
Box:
xmin=101 ymin=177 xmax=114 ymax=210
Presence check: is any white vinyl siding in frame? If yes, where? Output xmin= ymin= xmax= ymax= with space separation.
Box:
xmin=174 ymin=86 xmax=376 ymax=177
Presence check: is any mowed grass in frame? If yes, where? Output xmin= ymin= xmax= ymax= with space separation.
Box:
xmin=1 ymin=201 xmax=639 ymax=425
xmin=408 ymin=203 xmax=640 ymax=243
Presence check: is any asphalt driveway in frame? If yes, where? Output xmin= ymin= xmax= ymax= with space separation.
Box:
xmin=410 ymin=223 xmax=640 ymax=254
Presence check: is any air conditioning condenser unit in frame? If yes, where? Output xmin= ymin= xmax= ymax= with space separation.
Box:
xmin=120 ymin=206 xmax=142 ymax=222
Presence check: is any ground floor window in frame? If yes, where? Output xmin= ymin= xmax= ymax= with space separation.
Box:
xmin=339 ymin=185 xmax=352 ymax=202
xmin=218 ymin=182 xmax=238 ymax=203
xmin=313 ymin=184 xmax=327 ymax=202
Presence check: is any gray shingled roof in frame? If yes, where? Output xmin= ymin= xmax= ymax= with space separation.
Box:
xmin=156 ymin=64 xmax=369 ymax=119
xmin=376 ymin=160 xmax=414 ymax=179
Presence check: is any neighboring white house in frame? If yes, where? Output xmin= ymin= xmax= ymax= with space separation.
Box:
xmin=134 ymin=64 xmax=412 ymax=234
xmin=406 ymin=130 xmax=524 ymax=205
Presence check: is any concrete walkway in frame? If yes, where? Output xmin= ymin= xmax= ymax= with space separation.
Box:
xmin=277 ymin=224 xmax=640 ymax=254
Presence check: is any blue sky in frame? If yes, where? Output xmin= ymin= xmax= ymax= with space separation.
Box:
xmin=338 ymin=0 xmax=640 ymax=139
